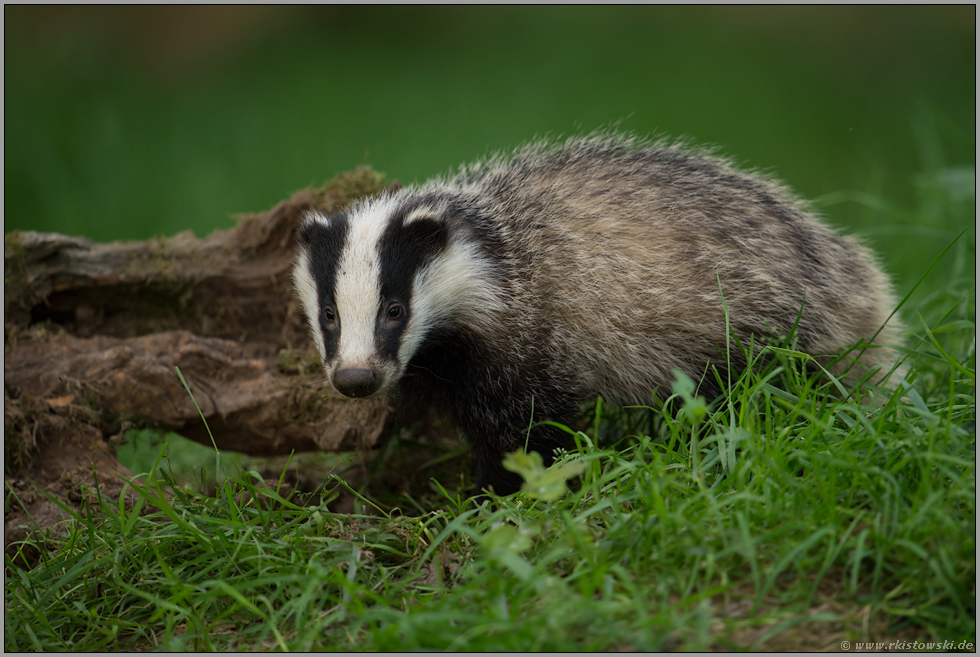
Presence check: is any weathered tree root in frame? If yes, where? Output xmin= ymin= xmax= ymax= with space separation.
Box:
xmin=4 ymin=167 xmax=403 ymax=557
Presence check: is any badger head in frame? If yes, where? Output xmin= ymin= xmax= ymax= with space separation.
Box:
xmin=293 ymin=195 xmax=500 ymax=399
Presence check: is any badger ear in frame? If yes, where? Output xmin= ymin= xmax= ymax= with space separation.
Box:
xmin=400 ymin=204 xmax=449 ymax=252
xmin=297 ymin=211 xmax=331 ymax=245
xmin=403 ymin=203 xmax=448 ymax=226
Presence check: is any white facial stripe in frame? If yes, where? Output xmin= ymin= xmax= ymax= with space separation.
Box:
xmin=333 ymin=198 xmax=397 ymax=369
xmin=399 ymin=239 xmax=503 ymax=365
xmin=306 ymin=195 xmax=501 ymax=392
xmin=293 ymin=249 xmax=326 ymax=361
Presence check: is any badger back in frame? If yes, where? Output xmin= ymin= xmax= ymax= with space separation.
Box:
xmin=293 ymin=193 xmax=504 ymax=399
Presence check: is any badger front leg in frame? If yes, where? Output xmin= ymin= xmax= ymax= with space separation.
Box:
xmin=466 ymin=411 xmax=577 ymax=497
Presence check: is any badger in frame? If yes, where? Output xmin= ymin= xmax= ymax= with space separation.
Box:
xmin=293 ymin=134 xmax=903 ymax=495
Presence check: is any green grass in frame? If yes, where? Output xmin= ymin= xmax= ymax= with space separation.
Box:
xmin=3 ymin=9 xmax=974 ymax=648
xmin=5 ymin=268 xmax=974 ymax=650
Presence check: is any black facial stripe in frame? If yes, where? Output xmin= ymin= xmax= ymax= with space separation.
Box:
xmin=299 ymin=214 xmax=350 ymax=360
xmin=375 ymin=204 xmax=450 ymax=359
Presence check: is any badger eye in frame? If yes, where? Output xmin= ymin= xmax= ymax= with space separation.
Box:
xmin=386 ymin=303 xmax=404 ymax=320
xmin=323 ymin=306 xmax=336 ymax=322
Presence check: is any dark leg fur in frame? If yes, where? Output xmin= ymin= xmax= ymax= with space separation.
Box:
xmin=404 ymin=329 xmax=577 ymax=497
xmin=469 ymin=421 xmax=576 ymax=496
xmin=472 ymin=446 xmax=525 ymax=496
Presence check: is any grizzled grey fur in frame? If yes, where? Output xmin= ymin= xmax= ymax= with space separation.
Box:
xmin=294 ymin=134 xmax=903 ymax=495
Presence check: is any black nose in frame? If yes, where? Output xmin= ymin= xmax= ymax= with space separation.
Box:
xmin=333 ymin=368 xmax=380 ymax=398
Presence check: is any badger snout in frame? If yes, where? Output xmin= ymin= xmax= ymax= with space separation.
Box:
xmin=333 ymin=368 xmax=380 ymax=398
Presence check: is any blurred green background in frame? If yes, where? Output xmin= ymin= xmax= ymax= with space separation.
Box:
xmin=4 ymin=6 xmax=975 ymax=294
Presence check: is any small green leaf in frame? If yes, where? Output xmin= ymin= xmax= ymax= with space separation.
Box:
xmin=483 ymin=524 xmax=532 ymax=553
xmin=502 ymin=449 xmax=547 ymax=482
xmin=502 ymin=449 xmax=586 ymax=501
xmin=671 ymin=369 xmax=708 ymax=424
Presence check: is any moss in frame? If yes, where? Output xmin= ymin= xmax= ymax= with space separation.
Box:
xmin=277 ymin=348 xmax=323 ymax=376
xmin=122 ymin=238 xmax=201 ymax=283
xmin=4 ymin=230 xmax=35 ymax=334
xmin=286 ymin=383 xmax=332 ymax=424
xmin=313 ymin=165 xmax=389 ymax=214
xmin=3 ymin=395 xmax=37 ymax=476
xmin=4 ymin=231 xmax=32 ymax=308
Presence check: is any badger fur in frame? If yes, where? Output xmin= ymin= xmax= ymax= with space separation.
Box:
xmin=293 ymin=134 xmax=903 ymax=495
